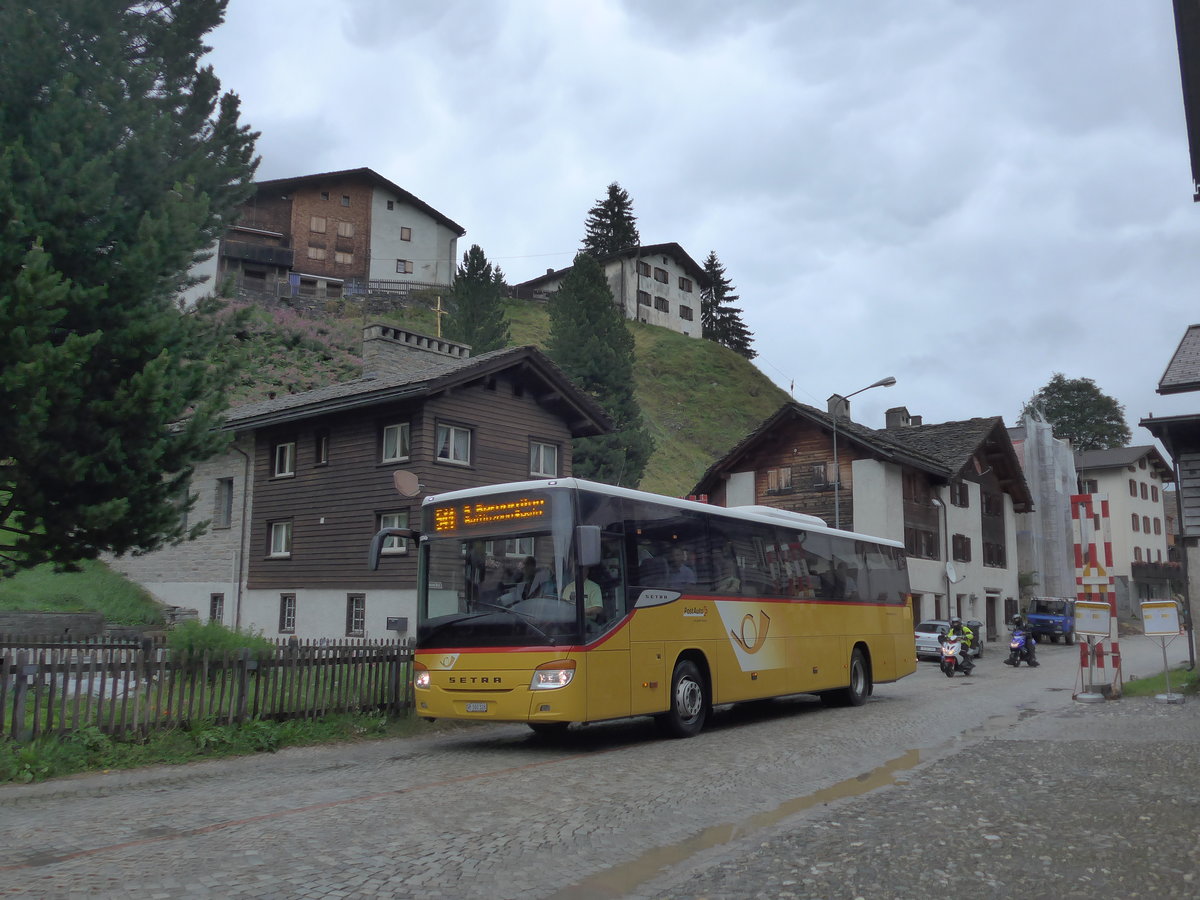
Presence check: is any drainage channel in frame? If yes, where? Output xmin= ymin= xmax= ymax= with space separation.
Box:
xmin=548 ymin=704 xmax=1046 ymax=900
xmin=546 ymin=747 xmax=924 ymax=900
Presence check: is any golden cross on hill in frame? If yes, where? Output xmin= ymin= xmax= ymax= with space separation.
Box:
xmin=434 ymin=295 xmax=446 ymax=337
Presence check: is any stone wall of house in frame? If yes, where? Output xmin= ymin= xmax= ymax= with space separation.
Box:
xmin=0 ymin=612 xmax=104 ymax=639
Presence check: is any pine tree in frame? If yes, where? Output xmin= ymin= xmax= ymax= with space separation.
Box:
xmin=548 ymin=253 xmax=654 ymax=486
xmin=444 ymin=244 xmax=510 ymax=353
xmin=700 ymin=251 xmax=756 ymax=359
xmin=0 ymin=1 xmax=259 ymax=575
xmin=581 ymin=182 xmax=641 ymax=258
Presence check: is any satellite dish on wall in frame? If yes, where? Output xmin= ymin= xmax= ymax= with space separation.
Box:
xmin=393 ymin=470 xmax=422 ymax=498
xmin=946 ymin=561 xmax=964 ymax=584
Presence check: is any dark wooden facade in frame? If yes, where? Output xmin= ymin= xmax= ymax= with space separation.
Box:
xmin=239 ymin=345 xmax=607 ymax=592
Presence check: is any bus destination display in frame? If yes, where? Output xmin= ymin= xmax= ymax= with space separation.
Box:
xmin=430 ymin=494 xmax=549 ymax=536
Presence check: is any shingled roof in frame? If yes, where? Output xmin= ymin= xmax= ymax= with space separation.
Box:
xmin=1158 ymin=324 xmax=1200 ymax=395
xmin=221 ymin=342 xmax=611 ymax=437
xmin=693 ymin=403 xmax=1033 ymax=513
xmin=883 ymin=416 xmax=1033 ymax=512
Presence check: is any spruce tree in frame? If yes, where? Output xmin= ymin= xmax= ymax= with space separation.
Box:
xmin=581 ymin=182 xmax=641 ymax=258
xmin=445 ymin=244 xmax=510 ymax=353
xmin=0 ymin=1 xmax=259 ymax=574
xmin=548 ymin=253 xmax=654 ymax=486
xmin=701 ymin=251 xmax=756 ymax=360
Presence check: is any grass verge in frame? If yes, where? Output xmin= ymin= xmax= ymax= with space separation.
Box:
xmin=0 ymin=712 xmax=472 ymax=785
xmin=1123 ymin=665 xmax=1200 ymax=698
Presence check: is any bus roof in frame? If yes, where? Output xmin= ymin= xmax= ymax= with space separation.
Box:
xmin=420 ymin=477 xmax=904 ymax=550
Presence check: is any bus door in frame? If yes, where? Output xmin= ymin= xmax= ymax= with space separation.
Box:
xmin=583 ymin=533 xmax=634 ymax=722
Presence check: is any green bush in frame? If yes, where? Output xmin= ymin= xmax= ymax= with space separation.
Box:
xmin=166 ymin=620 xmax=276 ymax=661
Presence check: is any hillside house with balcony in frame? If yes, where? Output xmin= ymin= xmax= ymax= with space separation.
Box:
xmin=197 ymin=167 xmax=466 ymax=304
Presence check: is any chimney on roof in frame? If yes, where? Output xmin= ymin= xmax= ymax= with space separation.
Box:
xmin=362 ymin=323 xmax=471 ymax=377
xmin=827 ymin=394 xmax=850 ymax=421
xmin=885 ymin=407 xmax=911 ymax=429
xmin=546 ymin=268 xmax=554 ymax=276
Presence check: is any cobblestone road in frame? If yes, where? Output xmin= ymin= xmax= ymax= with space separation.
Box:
xmin=0 ymin=636 xmax=1194 ymax=899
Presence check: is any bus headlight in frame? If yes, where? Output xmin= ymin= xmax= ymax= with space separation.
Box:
xmin=414 ymin=663 xmax=431 ymax=690
xmin=530 ymin=659 xmax=576 ymax=690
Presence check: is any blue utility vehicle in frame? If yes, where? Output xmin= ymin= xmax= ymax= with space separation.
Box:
xmin=1025 ymin=597 xmax=1075 ymax=645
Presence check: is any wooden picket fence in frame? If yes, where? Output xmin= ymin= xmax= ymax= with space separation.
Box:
xmin=0 ymin=638 xmax=414 ymax=744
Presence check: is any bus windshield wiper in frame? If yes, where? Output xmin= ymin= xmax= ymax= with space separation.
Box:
xmin=474 ymin=600 xmax=557 ymax=644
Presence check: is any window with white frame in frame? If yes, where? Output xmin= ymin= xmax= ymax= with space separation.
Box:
xmin=337 ymin=221 xmax=354 ymax=238
xmin=436 ymin=424 xmax=471 ymax=465
xmin=492 ymin=537 xmax=534 ymax=558
xmin=279 ymin=593 xmax=296 ymax=633
xmin=315 ymin=431 xmax=330 ymax=466
xmin=379 ymin=510 xmax=409 ymax=554
xmin=381 ymin=423 xmax=411 ymax=462
xmin=274 ymin=441 xmax=296 ymax=477
xmin=209 ymin=593 xmax=224 ymax=623
xmin=346 ymin=594 xmax=365 ymax=637
xmin=530 ymin=441 xmax=558 ymax=478
xmin=269 ymin=520 xmax=293 ymax=558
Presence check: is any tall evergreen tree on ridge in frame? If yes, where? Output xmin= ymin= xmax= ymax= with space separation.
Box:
xmin=701 ymin=251 xmax=756 ymax=359
xmin=581 ymin=182 xmax=641 ymax=258
xmin=0 ymin=0 xmax=259 ymax=575
xmin=445 ymin=244 xmax=510 ymax=354
xmin=547 ymin=253 xmax=654 ymax=486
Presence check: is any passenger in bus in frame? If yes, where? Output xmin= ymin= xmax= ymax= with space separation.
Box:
xmin=713 ymin=543 xmax=741 ymax=593
xmin=665 ymin=545 xmax=697 ymax=589
xmin=506 ymin=556 xmax=556 ymax=603
xmin=834 ymin=562 xmax=859 ymax=600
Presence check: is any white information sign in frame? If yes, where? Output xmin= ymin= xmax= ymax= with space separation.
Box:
xmin=1141 ymin=601 xmax=1181 ymax=636
xmin=1074 ymin=600 xmax=1112 ymax=637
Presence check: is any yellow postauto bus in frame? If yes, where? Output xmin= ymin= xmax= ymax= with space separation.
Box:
xmin=371 ymin=478 xmax=915 ymax=738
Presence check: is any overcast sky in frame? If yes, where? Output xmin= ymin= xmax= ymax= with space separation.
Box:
xmin=206 ymin=0 xmax=1200 ymax=444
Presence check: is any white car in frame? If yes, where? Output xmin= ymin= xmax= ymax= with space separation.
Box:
xmin=914 ymin=619 xmax=984 ymax=660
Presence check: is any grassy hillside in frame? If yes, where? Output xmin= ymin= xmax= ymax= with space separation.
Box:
xmin=227 ymin=296 xmax=788 ymax=495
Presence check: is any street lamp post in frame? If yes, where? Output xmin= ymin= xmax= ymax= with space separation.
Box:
xmin=831 ymin=376 xmax=897 ymax=529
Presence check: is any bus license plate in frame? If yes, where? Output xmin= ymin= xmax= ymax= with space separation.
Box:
xmin=465 ymin=702 xmax=488 ymax=713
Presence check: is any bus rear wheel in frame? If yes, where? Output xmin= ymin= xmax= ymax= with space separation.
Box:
xmin=659 ymin=658 xmax=708 ymax=738
xmin=821 ymin=648 xmax=869 ymax=707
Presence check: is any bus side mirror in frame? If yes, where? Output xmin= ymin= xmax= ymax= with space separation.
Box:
xmin=369 ymin=527 xmax=417 ymax=570
xmin=576 ymin=525 xmax=602 ymax=567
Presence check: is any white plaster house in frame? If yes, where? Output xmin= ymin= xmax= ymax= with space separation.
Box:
xmin=513 ymin=242 xmax=710 ymax=339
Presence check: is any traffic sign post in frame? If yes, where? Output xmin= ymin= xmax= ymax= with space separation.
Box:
xmin=1141 ymin=601 xmax=1185 ymax=705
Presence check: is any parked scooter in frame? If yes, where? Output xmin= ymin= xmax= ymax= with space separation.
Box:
xmin=1003 ymin=625 xmax=1039 ymax=667
xmin=938 ymin=633 xmax=971 ymax=677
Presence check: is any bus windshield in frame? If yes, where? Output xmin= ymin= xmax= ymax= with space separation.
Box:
xmin=418 ymin=487 xmax=597 ymax=648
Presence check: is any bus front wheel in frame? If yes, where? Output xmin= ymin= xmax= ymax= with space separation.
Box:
xmin=659 ymin=658 xmax=708 ymax=738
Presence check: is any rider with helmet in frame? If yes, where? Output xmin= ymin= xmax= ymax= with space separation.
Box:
xmin=945 ymin=616 xmax=976 ymax=673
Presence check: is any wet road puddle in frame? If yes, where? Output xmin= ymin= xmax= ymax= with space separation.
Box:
xmin=547 ymin=748 xmax=924 ymax=899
